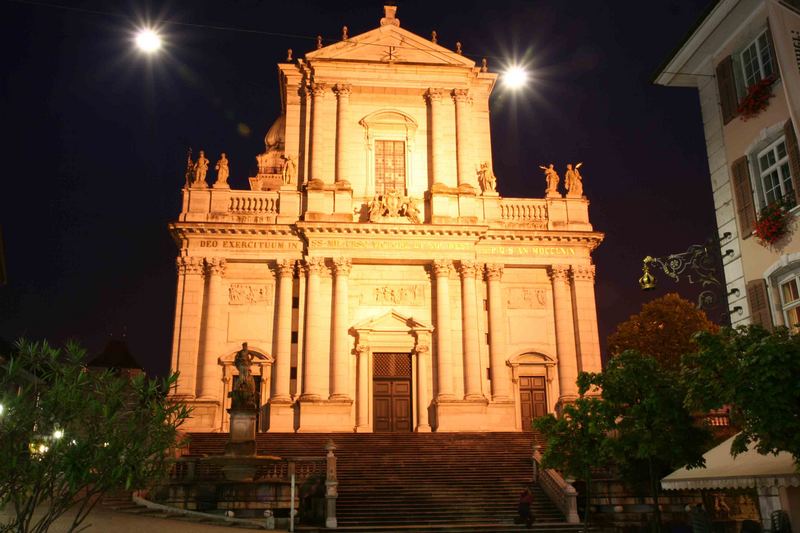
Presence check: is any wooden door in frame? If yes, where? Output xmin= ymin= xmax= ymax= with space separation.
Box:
xmin=519 ymin=376 xmax=547 ymax=432
xmin=373 ymin=353 xmax=412 ymax=433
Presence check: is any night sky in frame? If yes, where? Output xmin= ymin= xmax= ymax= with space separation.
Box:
xmin=2 ymin=0 xmax=719 ymax=375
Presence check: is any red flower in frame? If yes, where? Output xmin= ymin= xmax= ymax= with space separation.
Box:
xmin=754 ymin=201 xmax=791 ymax=245
xmin=738 ymin=76 xmax=775 ymax=121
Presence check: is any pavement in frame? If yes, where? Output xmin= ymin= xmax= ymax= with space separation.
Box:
xmin=0 ymin=506 xmax=283 ymax=532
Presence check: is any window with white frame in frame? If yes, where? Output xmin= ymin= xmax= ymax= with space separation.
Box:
xmin=740 ymin=31 xmax=775 ymax=87
xmin=779 ymin=276 xmax=800 ymax=333
xmin=757 ymin=137 xmax=795 ymax=207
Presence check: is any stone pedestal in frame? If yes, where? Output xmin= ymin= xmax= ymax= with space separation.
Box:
xmin=225 ymin=408 xmax=258 ymax=456
xmin=435 ymin=398 xmax=491 ymax=431
xmin=297 ymin=399 xmax=353 ymax=432
xmin=268 ymin=400 xmax=295 ymax=432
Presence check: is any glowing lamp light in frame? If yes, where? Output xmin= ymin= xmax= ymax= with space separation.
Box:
xmin=53 ymin=429 xmax=64 ymax=440
xmin=0 ymin=404 xmax=4 ymax=416
xmin=135 ymin=29 xmax=162 ymax=53
xmin=502 ymin=65 xmax=529 ymax=89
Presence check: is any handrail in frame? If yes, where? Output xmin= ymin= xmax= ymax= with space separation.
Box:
xmin=533 ymin=449 xmax=580 ymax=524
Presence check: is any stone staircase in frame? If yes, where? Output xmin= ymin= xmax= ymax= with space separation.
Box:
xmin=184 ymin=432 xmax=586 ymax=532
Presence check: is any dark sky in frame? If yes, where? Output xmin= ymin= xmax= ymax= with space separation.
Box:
xmin=1 ymin=0 xmax=719 ymax=375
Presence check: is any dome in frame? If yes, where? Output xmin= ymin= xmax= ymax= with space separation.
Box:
xmin=264 ymin=115 xmax=285 ymax=151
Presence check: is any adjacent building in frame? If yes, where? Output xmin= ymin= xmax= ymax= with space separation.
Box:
xmin=656 ymin=0 xmax=800 ymax=330
xmin=169 ymin=5 xmax=604 ymax=433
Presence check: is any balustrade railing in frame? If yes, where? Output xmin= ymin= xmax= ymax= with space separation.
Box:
xmin=499 ymin=199 xmax=548 ymax=226
xmin=533 ymin=448 xmax=580 ymax=524
xmin=228 ymin=192 xmax=279 ymax=215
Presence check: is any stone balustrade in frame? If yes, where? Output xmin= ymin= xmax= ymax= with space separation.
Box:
xmin=499 ymin=198 xmax=549 ymax=227
xmin=533 ymin=448 xmax=580 ymax=524
xmin=228 ymin=192 xmax=279 ymax=215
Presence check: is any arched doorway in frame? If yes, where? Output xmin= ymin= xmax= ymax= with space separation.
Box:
xmin=507 ymin=351 xmax=557 ymax=431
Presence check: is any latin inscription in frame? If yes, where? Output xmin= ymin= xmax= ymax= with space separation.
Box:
xmin=198 ymin=240 xmax=302 ymax=251
xmin=309 ymin=238 xmax=577 ymax=256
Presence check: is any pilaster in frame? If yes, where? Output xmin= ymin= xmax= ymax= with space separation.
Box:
xmin=414 ymin=337 xmax=432 ymax=432
xmin=485 ymin=263 xmax=511 ymax=401
xmin=355 ymin=343 xmax=371 ymax=432
xmin=197 ymin=258 xmax=226 ymax=403
xmin=171 ymin=256 xmax=205 ymax=398
xmin=272 ymin=259 xmax=295 ymax=404
xmin=453 ymin=89 xmax=476 ymax=193
xmin=549 ymin=265 xmax=579 ymax=406
xmin=459 ymin=260 xmax=483 ymax=400
xmin=432 ymin=260 xmax=455 ymax=400
xmin=570 ymin=265 xmax=602 ymax=373
xmin=330 ymin=257 xmax=352 ymax=401
xmin=334 ymin=83 xmax=352 ymax=186
xmin=310 ymin=83 xmax=333 ymax=185
xmin=301 ymin=257 xmax=327 ymax=400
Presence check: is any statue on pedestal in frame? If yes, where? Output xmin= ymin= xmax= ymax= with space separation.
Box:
xmin=193 ymin=150 xmax=210 ymax=187
xmin=565 ymin=162 xmax=584 ymax=198
xmin=281 ymin=154 xmax=296 ymax=185
xmin=540 ymin=163 xmax=561 ymax=198
xmin=229 ymin=342 xmax=265 ymax=411
xmin=477 ymin=162 xmax=497 ymax=193
xmin=214 ymin=153 xmax=229 ymax=188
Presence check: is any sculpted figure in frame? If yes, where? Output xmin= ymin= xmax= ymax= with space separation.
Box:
xmin=369 ymin=195 xmax=384 ymax=222
xmin=184 ymin=148 xmax=194 ymax=187
xmin=385 ymin=190 xmax=402 ymax=217
xmin=193 ymin=150 xmax=209 ymax=186
xmin=281 ymin=154 xmax=296 ymax=185
xmin=540 ymin=163 xmax=560 ymax=197
xmin=477 ymin=162 xmax=497 ymax=193
xmin=404 ymin=197 xmax=421 ymax=224
xmin=565 ymin=162 xmax=584 ymax=198
xmin=214 ymin=153 xmax=229 ymax=187
xmin=230 ymin=342 xmax=265 ymax=410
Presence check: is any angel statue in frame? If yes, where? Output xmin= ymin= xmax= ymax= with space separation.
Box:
xmin=540 ymin=163 xmax=561 ymax=198
xmin=565 ymin=162 xmax=584 ymax=198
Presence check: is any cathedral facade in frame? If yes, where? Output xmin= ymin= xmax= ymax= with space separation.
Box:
xmin=169 ymin=6 xmax=604 ymax=433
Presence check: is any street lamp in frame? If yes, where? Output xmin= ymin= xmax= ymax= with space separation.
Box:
xmin=502 ymin=65 xmax=529 ymax=89
xmin=135 ymin=28 xmax=162 ymax=53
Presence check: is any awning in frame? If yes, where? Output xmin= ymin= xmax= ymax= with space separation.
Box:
xmin=662 ymin=434 xmax=800 ymax=490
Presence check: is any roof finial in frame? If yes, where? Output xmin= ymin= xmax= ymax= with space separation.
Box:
xmin=317 ymin=35 xmax=323 ymax=49
xmin=342 ymin=26 xmax=348 ymax=40
xmin=455 ymin=41 xmax=462 ymax=55
xmin=431 ymin=30 xmax=437 ymax=43
xmin=287 ymin=48 xmax=293 ymax=61
xmin=481 ymin=58 xmax=488 ymax=72
xmin=380 ymin=4 xmax=400 ymax=27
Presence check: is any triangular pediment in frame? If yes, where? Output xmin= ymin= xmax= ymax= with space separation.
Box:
xmin=306 ymin=24 xmax=475 ymax=67
xmin=352 ymin=309 xmax=433 ymax=333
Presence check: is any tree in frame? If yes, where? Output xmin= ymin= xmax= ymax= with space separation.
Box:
xmin=0 ymin=340 xmax=190 ymax=533
xmin=533 ymin=395 xmax=612 ymax=533
xmin=581 ymin=351 xmax=711 ymax=533
xmin=607 ymin=293 xmax=717 ymax=372
xmin=682 ymin=326 xmax=800 ymax=461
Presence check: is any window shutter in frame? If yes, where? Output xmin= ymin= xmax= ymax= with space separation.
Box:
xmin=730 ymin=156 xmax=757 ymax=237
xmin=765 ymin=24 xmax=780 ymax=82
xmin=786 ymin=120 xmax=800 ymax=202
xmin=716 ymin=55 xmax=739 ymax=124
xmin=746 ymin=279 xmax=774 ymax=331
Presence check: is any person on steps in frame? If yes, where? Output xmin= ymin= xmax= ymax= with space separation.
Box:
xmin=518 ymin=487 xmax=534 ymax=528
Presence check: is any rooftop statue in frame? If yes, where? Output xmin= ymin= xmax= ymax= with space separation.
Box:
xmin=477 ymin=162 xmax=497 ymax=193
xmin=540 ymin=163 xmax=561 ymax=198
xmin=193 ymin=150 xmax=210 ymax=187
xmin=565 ymin=163 xmax=584 ymax=198
xmin=214 ymin=153 xmax=229 ymax=188
xmin=281 ymin=154 xmax=296 ymax=185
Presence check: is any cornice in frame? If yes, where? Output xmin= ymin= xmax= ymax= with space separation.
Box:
xmin=295 ymin=222 xmax=489 ymax=238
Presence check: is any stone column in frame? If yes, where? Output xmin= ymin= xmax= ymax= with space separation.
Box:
xmin=425 ymin=88 xmax=447 ymax=186
xmin=171 ymin=256 xmax=205 ymax=397
xmin=333 ymin=83 xmax=351 ymax=185
xmin=459 ymin=260 xmax=483 ymax=400
xmin=570 ymin=265 xmax=602 ymax=374
xmin=453 ymin=89 xmax=475 ymax=191
xmin=330 ymin=257 xmax=352 ymax=400
xmin=414 ymin=337 xmax=432 ymax=432
xmin=432 ymin=260 xmax=455 ymax=400
xmin=309 ymin=82 xmax=331 ymax=184
xmin=197 ymin=258 xmax=226 ymax=400
xmin=355 ymin=343 xmax=370 ymax=430
xmin=272 ymin=259 xmax=295 ymax=403
xmin=549 ymin=265 xmax=579 ymax=405
xmin=485 ymin=263 xmax=511 ymax=401
xmin=301 ymin=257 xmax=327 ymax=400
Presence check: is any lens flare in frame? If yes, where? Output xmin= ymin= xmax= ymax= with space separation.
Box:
xmin=135 ymin=29 xmax=162 ymax=53
xmin=502 ymin=65 xmax=529 ymax=89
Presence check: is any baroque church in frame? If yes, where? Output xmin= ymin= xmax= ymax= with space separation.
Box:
xmin=169 ymin=5 xmax=604 ymax=433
